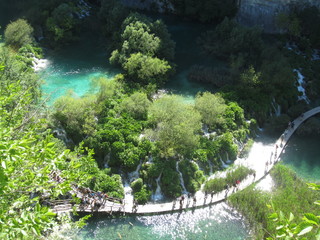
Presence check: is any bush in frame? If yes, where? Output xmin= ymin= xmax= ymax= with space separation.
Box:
xmin=4 ymin=19 xmax=34 ymax=48
xmin=86 ymin=171 xmax=124 ymax=199
xmin=179 ymin=160 xmax=205 ymax=193
xmin=134 ymin=185 xmax=151 ymax=204
xmin=131 ymin=178 xmax=143 ymax=192
xmin=204 ymin=177 xmax=226 ymax=193
xmin=226 ymin=165 xmax=255 ymax=184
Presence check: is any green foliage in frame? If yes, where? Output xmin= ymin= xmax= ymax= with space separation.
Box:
xmin=98 ymin=0 xmax=129 ymax=37
xmin=179 ymin=160 xmax=205 ymax=193
xmin=130 ymin=178 xmax=151 ymax=204
xmin=204 ymin=165 xmax=254 ymax=193
xmin=199 ymin=18 xmax=263 ymax=65
xmin=195 ymin=92 xmax=227 ymax=129
xmin=52 ymin=93 xmax=97 ymax=143
xmin=225 ymin=165 xmax=255 ymax=185
xmin=133 ymin=185 xmax=151 ymax=204
xmin=110 ymin=12 xmax=175 ymax=86
xmin=120 ymin=92 xmax=151 ymax=120
xmin=86 ymin=170 xmax=124 ymax=199
xmin=45 ymin=3 xmax=78 ymax=45
xmin=161 ymin=164 xmax=182 ymax=197
xmin=204 ymin=177 xmax=226 ymax=193
xmin=276 ymin=4 xmax=320 ymax=49
xmin=229 ymin=164 xmax=320 ymax=239
xmin=147 ymin=95 xmax=202 ymax=158
xmin=131 ymin=178 xmax=143 ymax=192
xmin=217 ymin=133 xmax=238 ymax=160
xmin=4 ymin=19 xmax=34 ymax=49
xmin=123 ymin=53 xmax=171 ymax=85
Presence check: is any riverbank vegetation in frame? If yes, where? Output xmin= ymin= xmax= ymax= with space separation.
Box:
xmin=228 ymin=164 xmax=320 ymax=239
xmin=1 ymin=0 xmax=320 ymax=239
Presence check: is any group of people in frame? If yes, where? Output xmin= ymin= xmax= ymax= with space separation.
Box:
xmin=77 ymin=187 xmax=123 ymax=212
xmin=173 ymin=190 xmax=219 ymax=209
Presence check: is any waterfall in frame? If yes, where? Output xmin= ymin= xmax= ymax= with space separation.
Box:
xmin=52 ymin=128 xmax=74 ymax=146
xmin=123 ymin=180 xmax=134 ymax=205
xmin=225 ymin=152 xmax=232 ymax=164
xmin=76 ymin=0 xmax=91 ymax=19
xmin=176 ymin=161 xmax=188 ymax=194
xmin=219 ymin=155 xmax=229 ymax=169
xmin=104 ymin=153 xmax=110 ymax=168
xmin=151 ymin=173 xmax=164 ymax=202
xmin=32 ymin=57 xmax=50 ymax=72
xmin=293 ymin=69 xmax=310 ymax=104
xmin=208 ymin=160 xmax=213 ymax=175
xmin=128 ymin=160 xmax=143 ymax=183
xmin=146 ymin=155 xmax=153 ymax=164
xmin=271 ymin=98 xmax=281 ymax=116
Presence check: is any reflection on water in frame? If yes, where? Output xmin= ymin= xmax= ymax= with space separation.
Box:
xmin=77 ymin=202 xmax=249 ymax=240
xmin=281 ymin=134 xmax=320 ymax=182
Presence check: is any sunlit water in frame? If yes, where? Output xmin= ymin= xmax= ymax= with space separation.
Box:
xmin=76 ymin=202 xmax=249 ymax=240
xmin=281 ymin=134 xmax=320 ymax=182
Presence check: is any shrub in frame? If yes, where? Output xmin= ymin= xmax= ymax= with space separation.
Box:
xmin=226 ymin=165 xmax=255 ymax=184
xmin=131 ymin=178 xmax=143 ymax=192
xmin=4 ymin=19 xmax=34 ymax=48
xmin=134 ymin=185 xmax=151 ymax=204
xmin=204 ymin=177 xmax=226 ymax=192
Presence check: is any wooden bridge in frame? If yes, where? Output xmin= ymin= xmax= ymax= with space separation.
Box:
xmin=52 ymin=106 xmax=320 ymax=215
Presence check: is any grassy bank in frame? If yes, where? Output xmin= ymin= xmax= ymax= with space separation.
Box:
xmin=228 ymin=164 xmax=320 ymax=239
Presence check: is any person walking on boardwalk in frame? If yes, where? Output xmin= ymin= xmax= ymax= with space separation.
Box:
xmin=210 ymin=191 xmax=214 ymax=202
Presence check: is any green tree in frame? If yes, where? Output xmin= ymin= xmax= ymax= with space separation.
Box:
xmin=109 ymin=12 xmax=175 ymax=86
xmin=147 ymin=95 xmax=202 ymax=158
xmin=45 ymin=3 xmax=77 ymax=44
xmin=52 ymin=93 xmax=97 ymax=143
xmin=4 ymin=19 xmax=34 ymax=49
xmin=120 ymin=92 xmax=151 ymax=120
xmin=195 ymin=92 xmax=227 ymax=129
xmin=123 ymin=53 xmax=171 ymax=85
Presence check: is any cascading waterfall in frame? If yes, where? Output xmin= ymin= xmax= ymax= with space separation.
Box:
xmin=271 ymin=98 xmax=281 ymax=116
xmin=151 ymin=173 xmax=164 ymax=201
xmin=128 ymin=160 xmax=143 ymax=183
xmin=294 ymin=69 xmax=310 ymax=104
xmin=104 ymin=153 xmax=110 ymax=168
xmin=219 ymin=155 xmax=229 ymax=169
xmin=176 ymin=161 xmax=188 ymax=194
xmin=123 ymin=180 xmax=134 ymax=205
xmin=124 ymin=161 xmax=143 ymax=204
xmin=76 ymin=0 xmax=91 ymax=19
xmin=52 ymin=128 xmax=74 ymax=146
xmin=146 ymin=155 xmax=153 ymax=164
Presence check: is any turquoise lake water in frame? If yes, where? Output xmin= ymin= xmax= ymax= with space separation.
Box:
xmin=281 ymin=133 xmax=320 ymax=183
xmin=76 ymin=203 xmax=249 ymax=240
xmin=2 ymin=4 xmax=320 ymax=239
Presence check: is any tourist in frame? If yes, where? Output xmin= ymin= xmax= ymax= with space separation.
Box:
xmin=193 ymin=196 xmax=197 ymax=207
xmin=179 ymin=196 xmax=184 ymax=208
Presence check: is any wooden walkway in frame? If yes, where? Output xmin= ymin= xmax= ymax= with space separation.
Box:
xmin=53 ymin=106 xmax=320 ymax=215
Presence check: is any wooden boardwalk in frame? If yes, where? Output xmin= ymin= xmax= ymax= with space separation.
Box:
xmin=53 ymin=106 xmax=320 ymax=215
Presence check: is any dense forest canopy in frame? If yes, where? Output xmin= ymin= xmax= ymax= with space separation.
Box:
xmin=1 ymin=0 xmax=320 ymax=239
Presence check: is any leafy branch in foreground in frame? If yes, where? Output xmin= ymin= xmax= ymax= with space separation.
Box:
xmin=267 ymin=183 xmax=320 ymax=240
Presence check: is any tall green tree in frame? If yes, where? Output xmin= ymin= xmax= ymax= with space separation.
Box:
xmin=4 ymin=19 xmax=34 ymax=49
xmin=147 ymin=95 xmax=202 ymax=158
xmin=195 ymin=92 xmax=227 ymax=129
